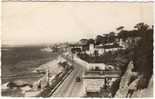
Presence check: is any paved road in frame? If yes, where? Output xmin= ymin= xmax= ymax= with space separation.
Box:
xmin=52 ymin=55 xmax=86 ymax=97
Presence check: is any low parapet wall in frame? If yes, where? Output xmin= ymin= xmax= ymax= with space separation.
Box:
xmin=73 ymin=55 xmax=89 ymax=70
xmin=73 ymin=55 xmax=107 ymax=71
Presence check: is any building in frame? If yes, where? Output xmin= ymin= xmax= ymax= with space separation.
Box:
xmin=95 ymin=43 xmax=123 ymax=55
xmin=81 ymin=59 xmax=121 ymax=96
xmin=69 ymin=43 xmax=82 ymax=54
xmin=86 ymin=63 xmax=106 ymax=71
xmin=82 ymin=69 xmax=121 ymax=97
xmin=86 ymin=43 xmax=95 ymax=55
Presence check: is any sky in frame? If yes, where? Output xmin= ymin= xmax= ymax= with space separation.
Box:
xmin=2 ymin=2 xmax=154 ymax=45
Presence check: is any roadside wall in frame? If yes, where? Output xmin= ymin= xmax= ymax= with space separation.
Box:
xmin=73 ymin=55 xmax=89 ymax=70
xmin=73 ymin=55 xmax=107 ymax=71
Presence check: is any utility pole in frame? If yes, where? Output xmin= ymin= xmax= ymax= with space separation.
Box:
xmin=46 ymin=69 xmax=50 ymax=87
xmin=71 ymin=52 xmax=74 ymax=63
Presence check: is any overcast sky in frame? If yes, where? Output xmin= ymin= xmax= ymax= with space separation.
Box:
xmin=2 ymin=2 xmax=153 ymax=45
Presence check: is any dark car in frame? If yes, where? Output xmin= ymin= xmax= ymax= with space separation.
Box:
xmin=76 ymin=76 xmax=81 ymax=82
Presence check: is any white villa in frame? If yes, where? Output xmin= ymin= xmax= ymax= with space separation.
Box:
xmin=86 ymin=43 xmax=95 ymax=55
xmin=85 ymin=42 xmax=123 ymax=56
xmin=86 ymin=63 xmax=106 ymax=71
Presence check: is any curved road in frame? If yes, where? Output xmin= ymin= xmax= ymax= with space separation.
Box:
xmin=52 ymin=56 xmax=85 ymax=97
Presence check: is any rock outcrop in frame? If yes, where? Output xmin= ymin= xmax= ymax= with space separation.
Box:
xmin=115 ymin=61 xmax=153 ymax=98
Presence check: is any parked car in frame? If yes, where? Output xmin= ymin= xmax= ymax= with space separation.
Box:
xmin=76 ymin=76 xmax=81 ymax=82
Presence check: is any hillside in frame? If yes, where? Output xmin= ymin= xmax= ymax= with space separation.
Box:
xmin=115 ymin=61 xmax=153 ymax=98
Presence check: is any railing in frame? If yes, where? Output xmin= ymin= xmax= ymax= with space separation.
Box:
xmin=38 ymin=67 xmax=73 ymax=97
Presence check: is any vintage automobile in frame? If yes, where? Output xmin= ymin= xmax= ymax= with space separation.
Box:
xmin=76 ymin=76 xmax=81 ymax=82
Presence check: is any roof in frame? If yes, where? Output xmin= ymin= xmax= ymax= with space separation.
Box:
xmin=84 ymin=78 xmax=104 ymax=92
xmin=85 ymin=86 xmax=101 ymax=92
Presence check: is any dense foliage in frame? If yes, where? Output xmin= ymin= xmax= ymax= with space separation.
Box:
xmin=77 ymin=22 xmax=153 ymax=90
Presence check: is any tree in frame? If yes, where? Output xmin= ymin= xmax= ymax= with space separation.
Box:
xmin=132 ymin=23 xmax=153 ymax=90
xmin=108 ymin=32 xmax=116 ymax=43
xmin=95 ymin=35 xmax=107 ymax=45
xmin=117 ymin=30 xmax=129 ymax=41
xmin=87 ymin=39 xmax=95 ymax=44
xmin=134 ymin=22 xmax=149 ymax=31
